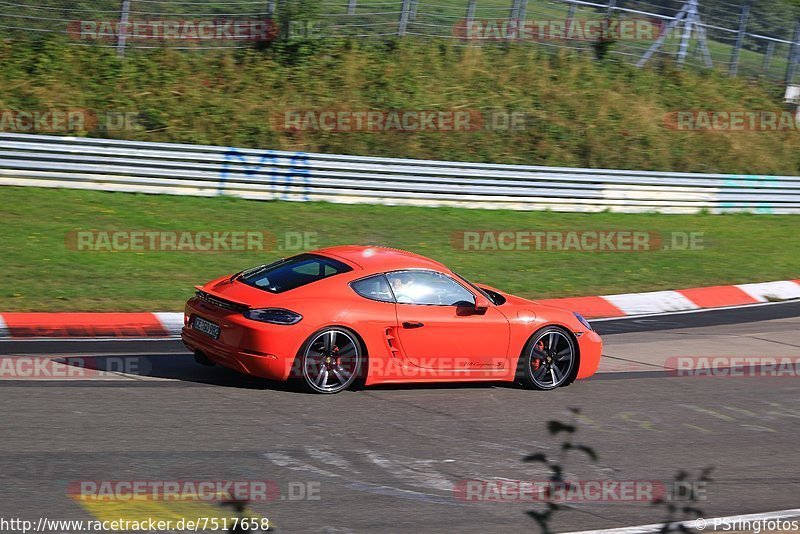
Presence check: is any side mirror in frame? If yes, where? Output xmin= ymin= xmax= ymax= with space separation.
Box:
xmin=474 ymin=295 xmax=491 ymax=311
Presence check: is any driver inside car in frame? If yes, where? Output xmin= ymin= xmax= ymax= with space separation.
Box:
xmin=389 ymin=272 xmax=416 ymax=303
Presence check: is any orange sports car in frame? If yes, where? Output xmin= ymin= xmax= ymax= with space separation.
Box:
xmin=181 ymin=245 xmax=602 ymax=393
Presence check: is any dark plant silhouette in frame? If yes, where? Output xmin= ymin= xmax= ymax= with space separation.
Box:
xmin=523 ymin=408 xmax=598 ymax=534
xmin=525 ymin=408 xmax=713 ymax=533
xmin=655 ymin=468 xmax=714 ymax=533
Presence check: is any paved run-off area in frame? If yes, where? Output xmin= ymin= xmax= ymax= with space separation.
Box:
xmin=0 ymin=303 xmax=798 ymax=533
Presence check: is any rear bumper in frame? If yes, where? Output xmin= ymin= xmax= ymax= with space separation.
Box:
xmin=181 ymin=328 xmax=296 ymax=380
xmin=180 ymin=298 xmax=309 ymax=381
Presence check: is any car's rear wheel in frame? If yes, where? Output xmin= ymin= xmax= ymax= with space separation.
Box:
xmin=301 ymin=328 xmax=362 ymax=394
xmin=517 ymin=326 xmax=577 ymax=390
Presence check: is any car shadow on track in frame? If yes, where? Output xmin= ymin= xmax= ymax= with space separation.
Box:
xmin=54 ymin=353 xmax=523 ymax=393
xmin=54 ymin=353 xmax=304 ymax=392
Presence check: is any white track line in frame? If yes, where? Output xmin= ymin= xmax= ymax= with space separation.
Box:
xmin=589 ymin=298 xmax=800 ymax=322
xmin=565 ymin=508 xmax=800 ymax=534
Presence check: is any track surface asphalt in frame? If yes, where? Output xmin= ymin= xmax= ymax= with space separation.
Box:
xmin=1 ymin=302 xmax=799 ymax=533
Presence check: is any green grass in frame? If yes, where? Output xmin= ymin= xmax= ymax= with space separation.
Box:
xmin=1 ymin=186 xmax=798 ymax=312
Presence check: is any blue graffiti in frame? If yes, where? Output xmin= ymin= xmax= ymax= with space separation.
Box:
xmin=720 ymin=175 xmax=776 ymax=214
xmin=290 ymin=152 xmax=311 ymax=202
xmin=220 ymin=148 xmax=311 ymax=201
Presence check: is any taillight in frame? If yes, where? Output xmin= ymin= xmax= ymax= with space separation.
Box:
xmin=243 ymin=308 xmax=303 ymax=325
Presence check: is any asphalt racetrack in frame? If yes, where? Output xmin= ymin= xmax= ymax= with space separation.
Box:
xmin=2 ymin=302 xmax=799 ymax=533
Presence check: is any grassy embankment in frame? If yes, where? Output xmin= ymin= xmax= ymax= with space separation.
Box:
xmin=1 ymin=38 xmax=799 ymax=173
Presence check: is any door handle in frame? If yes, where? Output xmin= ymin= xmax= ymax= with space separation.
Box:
xmin=402 ymin=321 xmax=424 ymax=329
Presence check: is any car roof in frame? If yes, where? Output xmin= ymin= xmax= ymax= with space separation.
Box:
xmin=314 ymin=245 xmax=450 ymax=274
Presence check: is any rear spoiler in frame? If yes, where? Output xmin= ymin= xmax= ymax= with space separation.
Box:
xmin=194 ymin=286 xmax=253 ymax=310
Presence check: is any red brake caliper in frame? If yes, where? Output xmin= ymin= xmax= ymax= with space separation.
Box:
xmin=531 ymin=341 xmax=544 ymax=371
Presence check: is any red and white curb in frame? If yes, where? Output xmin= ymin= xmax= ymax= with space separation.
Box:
xmin=539 ymin=279 xmax=800 ymax=319
xmin=0 ymin=312 xmax=185 ymax=339
xmin=0 ymin=279 xmax=797 ymax=339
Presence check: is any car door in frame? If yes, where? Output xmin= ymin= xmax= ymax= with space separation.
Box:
xmin=388 ymin=270 xmax=510 ymax=372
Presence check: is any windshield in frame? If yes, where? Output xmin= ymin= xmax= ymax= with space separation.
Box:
xmin=239 ymin=254 xmax=352 ymax=294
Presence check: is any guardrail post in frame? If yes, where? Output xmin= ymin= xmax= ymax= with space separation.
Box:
xmin=637 ymin=1 xmax=687 ymax=67
xmin=277 ymin=0 xmax=289 ymax=39
xmin=677 ymin=1 xmax=694 ymax=65
xmin=399 ymin=0 xmax=412 ymax=36
xmin=786 ymin=21 xmax=800 ymax=86
xmin=267 ymin=0 xmax=276 ymax=17
xmin=508 ymin=0 xmax=522 ymax=41
xmin=116 ymin=0 xmax=131 ymax=57
xmin=347 ymin=0 xmax=356 ymax=15
xmin=729 ymin=1 xmax=751 ymax=76
xmin=566 ymin=1 xmax=577 ymax=40
xmin=566 ymin=1 xmax=577 ymax=22
xmin=466 ymin=0 xmax=477 ymax=29
xmin=762 ymin=41 xmax=775 ymax=73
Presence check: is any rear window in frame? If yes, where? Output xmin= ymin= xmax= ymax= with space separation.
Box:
xmin=239 ymin=254 xmax=352 ymax=294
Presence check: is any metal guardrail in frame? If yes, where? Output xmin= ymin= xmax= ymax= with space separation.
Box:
xmin=1 ymin=132 xmax=799 ymax=213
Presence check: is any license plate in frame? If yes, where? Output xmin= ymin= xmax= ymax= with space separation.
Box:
xmin=193 ymin=316 xmax=220 ymax=339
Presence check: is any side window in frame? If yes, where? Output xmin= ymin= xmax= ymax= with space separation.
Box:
xmin=351 ymin=274 xmax=395 ymax=303
xmin=387 ymin=271 xmax=475 ymax=306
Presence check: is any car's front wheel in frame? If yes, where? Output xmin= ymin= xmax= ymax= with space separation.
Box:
xmin=517 ymin=326 xmax=577 ymax=390
xmin=300 ymin=327 xmax=362 ymax=394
